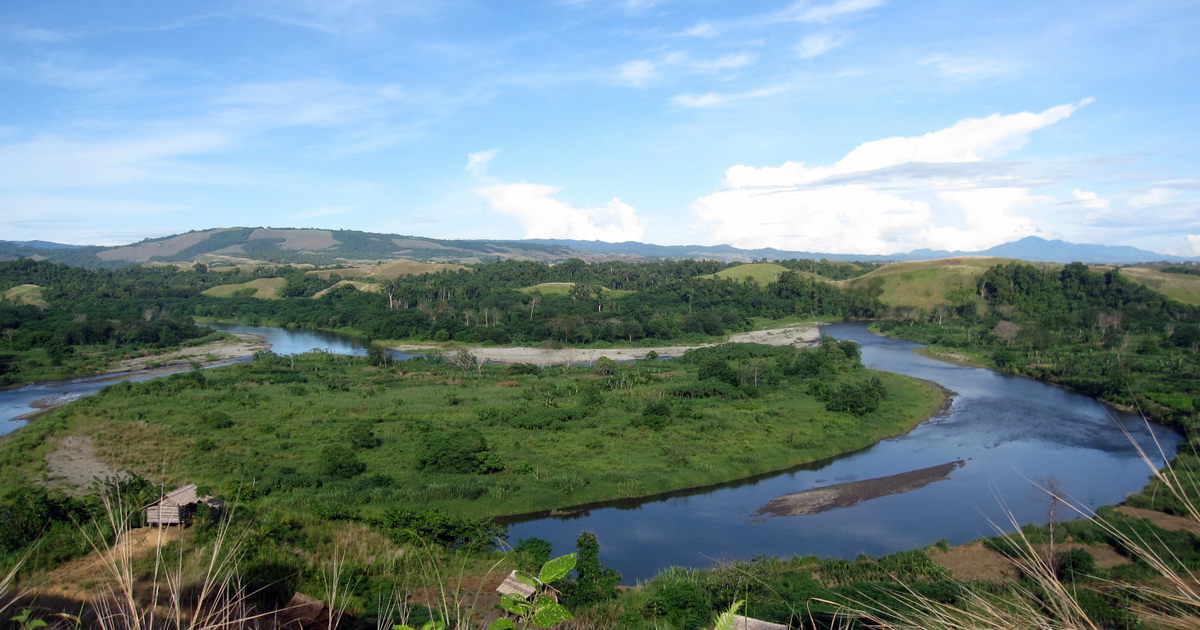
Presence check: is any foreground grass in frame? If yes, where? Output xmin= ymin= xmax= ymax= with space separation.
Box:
xmin=0 ymin=346 xmax=944 ymax=520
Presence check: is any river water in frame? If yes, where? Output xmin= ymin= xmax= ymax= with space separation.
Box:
xmin=505 ymin=322 xmax=1181 ymax=583
xmin=0 ymin=322 xmax=1180 ymax=584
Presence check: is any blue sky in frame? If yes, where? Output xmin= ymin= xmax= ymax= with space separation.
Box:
xmin=2 ymin=0 xmax=1198 ymax=255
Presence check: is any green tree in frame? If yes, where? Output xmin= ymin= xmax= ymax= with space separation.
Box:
xmin=562 ymin=532 xmax=620 ymax=609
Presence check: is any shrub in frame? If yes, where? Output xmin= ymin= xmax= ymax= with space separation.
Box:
xmin=382 ymin=507 xmax=505 ymax=552
xmin=347 ymin=422 xmax=381 ymax=449
xmin=645 ymin=578 xmax=711 ymax=629
xmin=415 ymin=429 xmax=503 ymax=474
xmin=320 ymin=444 xmax=366 ymax=479
xmin=1056 ymin=548 xmax=1097 ymax=582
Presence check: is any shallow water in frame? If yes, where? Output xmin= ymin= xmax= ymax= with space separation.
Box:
xmin=504 ymin=322 xmax=1180 ymax=583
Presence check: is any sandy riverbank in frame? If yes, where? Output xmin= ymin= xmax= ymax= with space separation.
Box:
xmin=116 ymin=333 xmax=269 ymax=372
xmin=391 ymin=325 xmax=820 ymax=365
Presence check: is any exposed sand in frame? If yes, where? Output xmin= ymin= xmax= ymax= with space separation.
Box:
xmin=392 ymin=325 xmax=820 ymax=365
xmin=42 ymin=435 xmax=127 ymax=495
xmin=753 ymin=460 xmax=965 ymax=518
xmin=116 ymin=333 xmax=269 ymax=372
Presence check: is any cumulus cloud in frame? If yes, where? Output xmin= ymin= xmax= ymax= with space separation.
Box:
xmin=476 ymin=182 xmax=644 ymax=242
xmin=1184 ymin=235 xmax=1200 ymax=257
xmin=1071 ymin=189 xmax=1109 ymax=209
xmin=693 ymin=101 xmax=1091 ymax=254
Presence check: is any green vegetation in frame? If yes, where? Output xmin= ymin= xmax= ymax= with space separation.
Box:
xmin=1116 ymin=266 xmax=1200 ymax=306
xmin=1 ymin=284 xmax=47 ymax=308
xmin=515 ymin=282 xmax=631 ymax=298
xmin=0 ymin=339 xmax=943 ymax=520
xmin=704 ymin=263 xmax=792 ymax=285
xmin=200 ymin=276 xmax=287 ymax=299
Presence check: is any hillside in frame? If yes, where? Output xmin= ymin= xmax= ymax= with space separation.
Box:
xmin=844 ymin=258 xmax=1026 ymax=311
xmin=2 ymin=283 xmax=47 ymax=308
xmin=308 ymin=260 xmax=468 ymax=280
xmin=200 ymin=277 xmax=287 ymax=299
xmin=1104 ymin=267 xmax=1200 ymax=307
xmin=704 ymin=263 xmax=793 ymax=284
xmin=3 ymin=229 xmax=1193 ymax=269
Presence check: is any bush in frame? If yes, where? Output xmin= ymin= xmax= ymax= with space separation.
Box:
xmin=415 ymin=429 xmax=504 ymax=474
xmin=347 ymin=422 xmax=381 ymax=449
xmin=1057 ymin=548 xmax=1096 ymax=582
xmin=382 ymin=507 xmax=505 ymax=552
xmin=514 ymin=536 xmax=553 ymax=571
xmin=320 ymin=444 xmax=366 ymax=479
xmin=644 ymin=578 xmax=711 ymax=629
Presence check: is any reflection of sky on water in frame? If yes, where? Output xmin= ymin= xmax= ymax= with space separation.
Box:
xmin=507 ymin=322 xmax=1179 ymax=583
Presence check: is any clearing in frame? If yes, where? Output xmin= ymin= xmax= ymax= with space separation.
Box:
xmin=841 ymin=257 xmax=1037 ymax=311
xmin=3 ymin=283 xmax=47 ymax=308
xmin=312 ymin=280 xmax=382 ymax=298
xmin=515 ymin=282 xmax=631 ymax=297
xmin=201 ymin=277 xmax=287 ymax=299
xmin=704 ymin=263 xmax=792 ymax=285
xmin=308 ymin=261 xmax=467 ymax=280
xmin=96 ymin=229 xmax=232 ymax=262
xmin=42 ymin=435 xmax=127 ymax=494
xmin=1114 ymin=267 xmax=1200 ymax=307
xmin=248 ymin=228 xmax=339 ymax=251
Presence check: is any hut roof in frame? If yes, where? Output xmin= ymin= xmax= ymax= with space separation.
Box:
xmin=496 ymin=570 xmax=536 ymax=599
xmin=719 ymin=615 xmax=789 ymax=630
xmin=154 ymin=484 xmax=198 ymax=507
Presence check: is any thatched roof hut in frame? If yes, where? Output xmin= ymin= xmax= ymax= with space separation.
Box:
xmin=496 ymin=570 xmax=536 ymax=600
xmin=718 ymin=615 xmax=789 ymax=630
xmin=145 ymin=483 xmax=219 ymax=526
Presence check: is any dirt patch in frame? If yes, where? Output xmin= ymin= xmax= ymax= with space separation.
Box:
xmin=249 ymin=228 xmax=338 ymax=251
xmin=97 ymin=229 xmax=230 ymax=262
xmin=309 ymin=260 xmax=467 ymax=280
xmin=930 ymin=542 xmax=1019 ymax=581
xmin=1115 ymin=506 xmax=1200 ymax=535
xmin=117 ymin=333 xmax=269 ymax=373
xmin=35 ymin=526 xmax=188 ymax=601
xmin=42 ymin=436 xmax=128 ymax=494
xmin=312 ymin=280 xmax=382 ymax=299
xmin=392 ymin=325 xmax=820 ymax=366
xmin=754 ymin=460 xmax=965 ymax=518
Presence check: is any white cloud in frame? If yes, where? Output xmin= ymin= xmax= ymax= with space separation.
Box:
xmin=920 ymin=55 xmax=1018 ymax=81
xmin=1130 ymin=187 xmax=1175 ymax=208
xmin=1071 ymin=189 xmax=1110 ymax=210
xmin=692 ymin=102 xmax=1088 ymax=254
xmin=775 ymin=0 xmax=885 ymax=24
xmin=1184 ymin=235 xmax=1200 ymax=257
xmin=693 ymin=53 xmax=757 ymax=71
xmin=466 ymin=148 xmax=500 ymax=175
xmin=618 ymin=59 xmax=659 ymax=86
xmin=0 ymin=131 xmax=231 ymax=188
xmin=476 ymin=182 xmax=645 ymax=242
xmin=681 ymin=22 xmax=719 ymax=37
xmin=796 ymin=32 xmax=845 ymax=58
xmin=672 ymin=84 xmax=791 ymax=108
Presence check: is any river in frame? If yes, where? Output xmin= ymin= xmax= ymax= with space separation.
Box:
xmin=0 ymin=322 xmax=1180 ymax=585
xmin=505 ymin=322 xmax=1180 ymax=583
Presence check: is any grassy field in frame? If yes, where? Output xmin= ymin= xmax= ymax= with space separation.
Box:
xmin=308 ymin=261 xmax=467 ymax=280
xmin=2 ymin=283 xmax=47 ymax=308
xmin=515 ymin=282 xmax=632 ymax=297
xmin=2 ymin=345 xmax=944 ymax=520
xmin=200 ymin=277 xmax=287 ymax=299
xmin=842 ymin=258 xmax=1042 ymax=311
xmin=311 ymin=279 xmax=382 ymax=298
xmin=703 ymin=263 xmax=793 ymax=285
xmin=1112 ymin=267 xmax=1200 ymax=306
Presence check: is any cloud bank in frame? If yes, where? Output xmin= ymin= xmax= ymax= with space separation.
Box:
xmin=693 ymin=100 xmax=1092 ymax=254
xmin=476 ymin=182 xmax=644 ymax=242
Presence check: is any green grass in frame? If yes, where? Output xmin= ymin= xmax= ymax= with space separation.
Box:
xmin=1 ymin=348 xmax=945 ymax=520
xmin=515 ymin=282 xmax=632 ymax=297
xmin=3 ymin=284 xmax=47 ymax=308
xmin=1117 ymin=267 xmax=1200 ymax=306
xmin=703 ymin=263 xmax=792 ymax=285
xmin=201 ymin=277 xmax=287 ymax=299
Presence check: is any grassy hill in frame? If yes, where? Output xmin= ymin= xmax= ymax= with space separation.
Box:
xmin=516 ymin=282 xmax=632 ymax=297
xmin=201 ymin=277 xmax=287 ymax=299
xmin=1110 ymin=267 xmax=1200 ymax=306
xmin=704 ymin=263 xmax=793 ymax=285
xmin=311 ymin=280 xmax=382 ymax=299
xmin=2 ymin=284 xmax=47 ymax=308
xmin=843 ymin=258 xmax=1035 ymax=311
xmin=308 ymin=261 xmax=468 ymax=280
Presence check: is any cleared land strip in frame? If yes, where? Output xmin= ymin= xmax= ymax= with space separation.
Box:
xmin=391 ymin=325 xmax=820 ymax=364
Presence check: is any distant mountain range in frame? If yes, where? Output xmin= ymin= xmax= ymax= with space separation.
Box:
xmin=0 ymin=230 xmax=1194 ymax=268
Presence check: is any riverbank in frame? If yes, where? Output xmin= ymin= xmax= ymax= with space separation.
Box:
xmin=390 ymin=324 xmax=820 ymax=364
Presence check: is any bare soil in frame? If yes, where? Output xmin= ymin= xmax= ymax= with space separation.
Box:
xmin=392 ymin=325 xmax=820 ymax=365
xmin=33 ymin=526 xmax=188 ymax=601
xmin=1115 ymin=506 xmax=1200 ymax=535
xmin=41 ymin=435 xmax=127 ymax=494
xmin=930 ymin=542 xmax=1019 ymax=581
xmin=117 ymin=333 xmax=269 ymax=373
